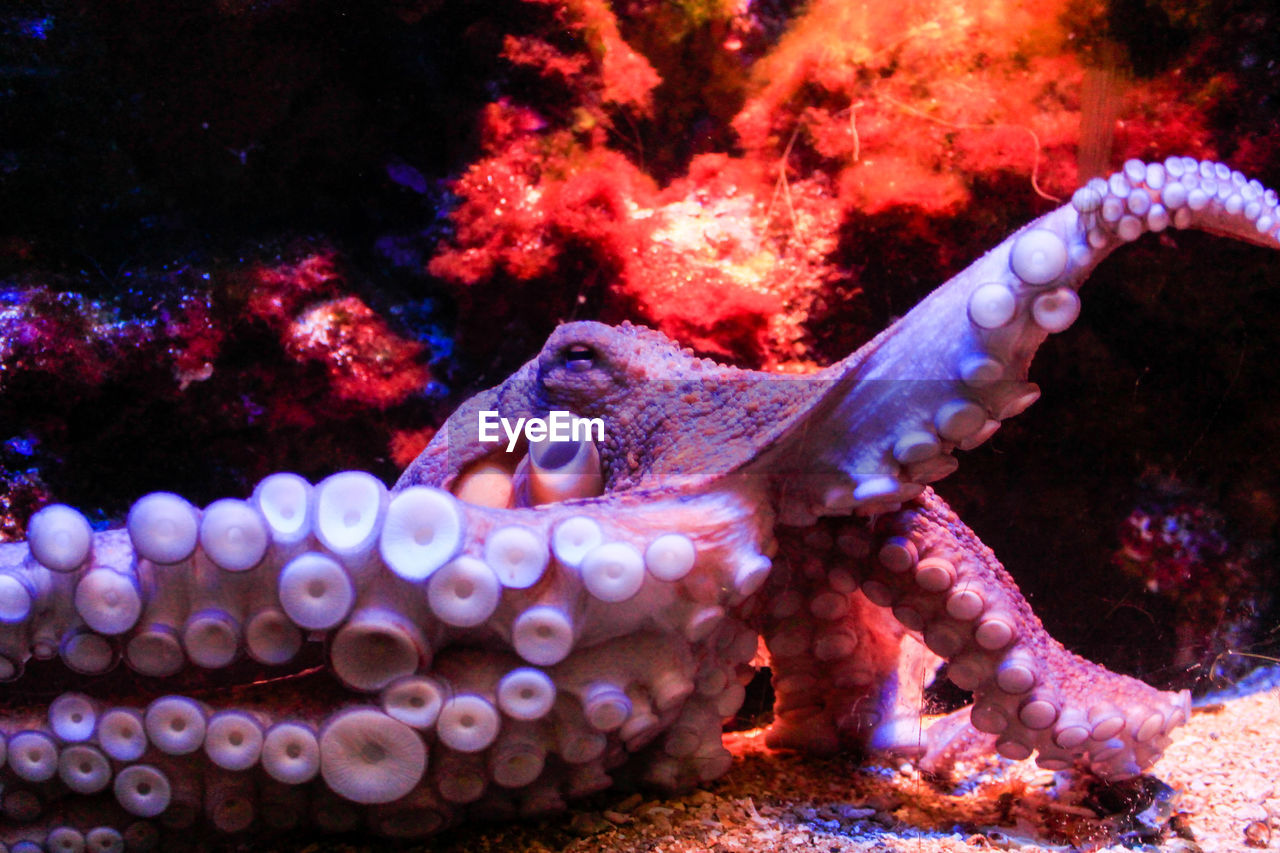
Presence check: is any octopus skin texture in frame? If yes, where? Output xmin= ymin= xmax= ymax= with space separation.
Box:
xmin=0 ymin=156 xmax=1277 ymax=850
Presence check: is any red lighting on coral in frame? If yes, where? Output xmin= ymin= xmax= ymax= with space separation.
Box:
xmin=286 ymin=296 xmax=430 ymax=409
xmin=246 ymin=252 xmax=342 ymax=331
xmin=428 ymin=0 xmax=1252 ymax=370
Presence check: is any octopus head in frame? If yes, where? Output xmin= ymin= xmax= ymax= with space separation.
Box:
xmin=398 ymin=320 xmax=822 ymax=504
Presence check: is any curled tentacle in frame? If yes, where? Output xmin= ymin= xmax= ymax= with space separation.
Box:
xmin=861 ymin=488 xmax=1191 ymax=779
xmin=753 ymin=157 xmax=1280 ymax=523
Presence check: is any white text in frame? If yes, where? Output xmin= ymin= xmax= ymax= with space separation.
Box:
xmin=478 ymin=410 xmax=605 ymax=452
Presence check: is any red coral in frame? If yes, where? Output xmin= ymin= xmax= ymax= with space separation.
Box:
xmin=516 ymin=0 xmax=662 ymax=114
xmin=430 ymin=0 xmax=1274 ymax=370
xmin=633 ymin=262 xmax=782 ymax=360
xmin=431 ymin=88 xmax=838 ymax=365
xmin=0 ymin=469 xmax=51 ymax=543
xmin=502 ymin=35 xmax=590 ymax=87
xmin=428 ymin=104 xmax=564 ymax=286
xmin=285 ymin=296 xmax=431 ymax=409
xmin=165 ymin=294 xmax=224 ymax=390
xmin=242 ymin=251 xmax=342 ymax=331
xmin=390 ymin=427 xmax=437 ymax=469
xmin=1 ymin=288 xmax=152 ymax=388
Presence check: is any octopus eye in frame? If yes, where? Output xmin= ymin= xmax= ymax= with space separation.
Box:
xmin=563 ymin=345 xmax=595 ymax=372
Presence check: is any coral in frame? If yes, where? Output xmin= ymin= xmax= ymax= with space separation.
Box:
xmin=1113 ymin=474 xmax=1273 ymax=684
xmin=0 ymin=248 xmax=442 ymax=520
xmin=422 ymin=0 xmax=1280 ymax=374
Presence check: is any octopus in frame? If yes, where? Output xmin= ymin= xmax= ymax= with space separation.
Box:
xmin=0 ymin=156 xmax=1277 ymax=851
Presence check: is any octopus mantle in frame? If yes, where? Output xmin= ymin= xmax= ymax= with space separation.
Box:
xmin=0 ymin=158 xmax=1277 ymax=849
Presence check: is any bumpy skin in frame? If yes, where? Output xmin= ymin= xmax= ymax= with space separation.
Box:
xmin=0 ymin=158 xmax=1276 ymax=849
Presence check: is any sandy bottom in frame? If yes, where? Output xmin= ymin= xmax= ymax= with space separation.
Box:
xmin=392 ymin=671 xmax=1279 ymax=853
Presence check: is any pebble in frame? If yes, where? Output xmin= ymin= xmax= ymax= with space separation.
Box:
xmin=1244 ymin=819 xmax=1274 ymax=845
xmin=613 ymin=793 xmax=644 ymax=812
xmin=637 ymin=804 xmax=674 ymax=819
xmin=1244 ymin=820 xmax=1271 ymax=848
xmin=834 ymin=804 xmax=877 ymax=819
xmin=568 ymin=812 xmax=614 ymax=836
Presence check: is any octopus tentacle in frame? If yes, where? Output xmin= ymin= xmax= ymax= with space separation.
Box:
xmin=755 ymin=519 xmax=942 ymax=757
xmin=0 ymin=462 xmax=773 ymax=845
xmin=757 ymin=157 xmax=1280 ymax=523
xmin=856 ymin=488 xmax=1191 ymax=779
